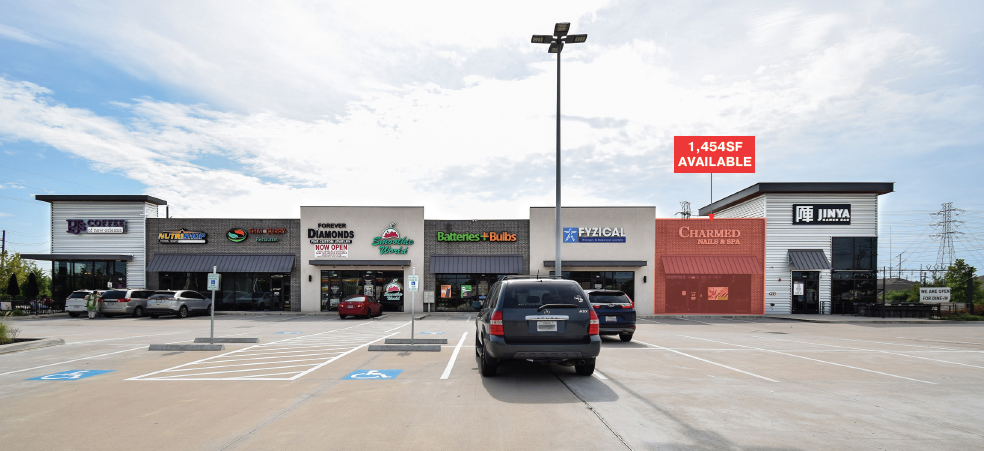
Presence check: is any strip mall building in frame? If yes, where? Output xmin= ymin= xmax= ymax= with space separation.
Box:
xmin=25 ymin=182 xmax=891 ymax=316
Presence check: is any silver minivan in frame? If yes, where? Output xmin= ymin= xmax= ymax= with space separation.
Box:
xmin=146 ymin=290 xmax=211 ymax=319
xmin=99 ymin=289 xmax=154 ymax=318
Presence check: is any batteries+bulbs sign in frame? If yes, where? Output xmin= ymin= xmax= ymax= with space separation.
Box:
xmin=436 ymin=231 xmax=517 ymax=242
xmin=372 ymin=223 xmax=413 ymax=255
xmin=66 ymin=219 xmax=127 ymax=235
xmin=563 ymin=227 xmax=626 ymax=243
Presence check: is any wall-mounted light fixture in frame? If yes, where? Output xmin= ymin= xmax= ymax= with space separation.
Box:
xmin=643 ymin=276 xmax=647 ymax=283
xmin=308 ymin=275 xmax=312 ymax=282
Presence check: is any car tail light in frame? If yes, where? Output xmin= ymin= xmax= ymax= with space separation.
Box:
xmin=98 ymin=297 xmax=104 ymax=303
xmin=623 ymin=296 xmax=634 ymax=309
xmin=592 ymin=304 xmax=601 ymax=309
xmin=120 ymin=298 xmax=131 ymax=303
xmin=490 ymin=311 xmax=504 ymax=336
xmin=588 ymin=309 xmax=599 ymax=335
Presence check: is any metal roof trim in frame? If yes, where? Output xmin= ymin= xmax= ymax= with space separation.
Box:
xmin=697 ymin=182 xmax=894 ymax=216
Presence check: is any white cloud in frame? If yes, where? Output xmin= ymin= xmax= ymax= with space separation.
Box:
xmin=0 ymin=24 xmax=51 ymax=47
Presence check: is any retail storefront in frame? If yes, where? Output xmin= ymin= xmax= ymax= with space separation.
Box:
xmin=530 ymin=207 xmax=656 ymax=314
xmin=145 ymin=219 xmax=301 ymax=311
xmin=701 ymin=182 xmax=893 ymax=314
xmin=24 ymin=195 xmax=165 ymax=305
xmin=300 ymin=207 xmax=424 ymax=313
xmin=424 ymin=220 xmax=529 ymax=312
xmin=654 ymin=218 xmax=766 ymax=314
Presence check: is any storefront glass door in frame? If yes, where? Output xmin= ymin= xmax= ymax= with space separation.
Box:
xmin=791 ymin=271 xmax=820 ymax=314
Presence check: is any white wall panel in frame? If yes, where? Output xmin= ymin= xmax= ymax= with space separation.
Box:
xmin=50 ymin=202 xmax=154 ymax=289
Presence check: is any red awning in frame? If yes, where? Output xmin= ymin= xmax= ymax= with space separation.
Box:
xmin=661 ymin=255 xmax=762 ymax=275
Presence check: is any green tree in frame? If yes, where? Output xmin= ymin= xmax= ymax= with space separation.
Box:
xmin=0 ymin=252 xmax=51 ymax=299
xmin=942 ymin=259 xmax=983 ymax=304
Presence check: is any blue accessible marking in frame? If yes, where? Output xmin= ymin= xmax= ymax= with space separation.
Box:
xmin=342 ymin=369 xmax=403 ymax=380
xmin=275 ymin=332 xmax=302 ymax=334
xmin=419 ymin=332 xmax=444 ymax=335
xmin=27 ymin=370 xmax=115 ymax=381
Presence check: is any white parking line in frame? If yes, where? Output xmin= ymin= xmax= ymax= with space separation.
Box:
xmin=592 ymin=370 xmax=609 ymax=380
xmin=674 ymin=318 xmax=719 ymax=326
xmin=898 ymin=337 xmax=984 ymax=346
xmin=753 ymin=335 xmax=984 ymax=370
xmin=0 ymin=347 xmax=145 ymax=376
xmin=67 ymin=331 xmax=188 ymax=344
xmin=634 ymin=339 xmax=779 ymax=382
xmin=440 ymin=332 xmax=468 ymax=380
xmin=681 ymin=335 xmax=937 ymax=385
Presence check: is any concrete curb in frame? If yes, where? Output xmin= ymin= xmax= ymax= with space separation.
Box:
xmin=368 ymin=344 xmax=441 ymax=352
xmin=766 ymin=316 xmax=953 ymax=324
xmin=148 ymin=344 xmax=225 ymax=351
xmin=384 ymin=338 xmax=447 ymax=344
xmin=0 ymin=337 xmax=65 ymax=354
xmin=194 ymin=338 xmax=259 ymax=343
xmin=6 ymin=313 xmax=70 ymax=320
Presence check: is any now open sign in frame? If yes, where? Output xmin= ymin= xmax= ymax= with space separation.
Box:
xmin=673 ymin=136 xmax=755 ymax=173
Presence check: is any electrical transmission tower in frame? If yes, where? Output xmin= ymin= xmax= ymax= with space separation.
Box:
xmin=930 ymin=202 xmax=964 ymax=270
xmin=675 ymin=201 xmax=692 ymax=219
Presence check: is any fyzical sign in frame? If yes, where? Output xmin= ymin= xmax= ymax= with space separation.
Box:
xmin=563 ymin=227 xmax=626 ymax=243
xmin=371 ymin=223 xmax=413 ymax=254
xmin=66 ymin=219 xmax=126 ymax=234
xmin=159 ymin=229 xmax=208 ymax=244
xmin=793 ymin=204 xmax=852 ymax=225
xmin=919 ymin=287 xmax=951 ymax=303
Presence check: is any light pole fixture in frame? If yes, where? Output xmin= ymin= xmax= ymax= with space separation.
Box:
xmin=531 ymin=22 xmax=587 ymax=280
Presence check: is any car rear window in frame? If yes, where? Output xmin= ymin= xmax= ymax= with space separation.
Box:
xmin=342 ymin=296 xmax=365 ymax=302
xmin=501 ymin=282 xmax=585 ymax=309
xmin=69 ymin=292 xmax=90 ymax=298
xmin=149 ymin=294 xmax=174 ymax=300
xmin=101 ymin=291 xmax=127 ymax=299
xmin=589 ymin=292 xmax=631 ymax=304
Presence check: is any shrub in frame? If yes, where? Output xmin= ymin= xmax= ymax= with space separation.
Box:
xmin=0 ymin=312 xmax=21 ymax=345
xmin=11 ymin=309 xmax=27 ymax=316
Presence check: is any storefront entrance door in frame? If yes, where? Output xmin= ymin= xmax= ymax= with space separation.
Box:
xmin=791 ymin=271 xmax=820 ymax=314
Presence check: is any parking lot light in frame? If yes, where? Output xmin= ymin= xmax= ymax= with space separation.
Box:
xmin=553 ymin=22 xmax=570 ymax=36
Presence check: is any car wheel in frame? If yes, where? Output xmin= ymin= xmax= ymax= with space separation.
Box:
xmin=479 ymin=341 xmax=498 ymax=377
xmin=619 ymin=333 xmax=633 ymax=342
xmin=474 ymin=334 xmax=481 ymax=357
xmin=339 ymin=314 xmax=346 ymax=319
xmin=69 ymin=312 xmax=80 ymax=318
xmin=132 ymin=307 xmax=144 ymax=318
xmin=365 ymin=309 xmax=372 ymax=319
xmin=176 ymin=306 xmax=188 ymax=319
xmin=575 ymin=360 xmax=595 ymax=376
xmin=150 ymin=314 xmax=159 ymax=319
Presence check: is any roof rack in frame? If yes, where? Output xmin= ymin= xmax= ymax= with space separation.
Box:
xmin=500 ymin=275 xmax=567 ymax=281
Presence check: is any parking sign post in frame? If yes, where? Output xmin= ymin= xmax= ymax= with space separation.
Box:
xmin=207 ymin=267 xmax=220 ymax=345
xmin=411 ymin=267 xmax=416 ymax=345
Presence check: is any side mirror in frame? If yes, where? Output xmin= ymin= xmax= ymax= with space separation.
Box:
xmin=472 ymin=301 xmax=482 ymax=309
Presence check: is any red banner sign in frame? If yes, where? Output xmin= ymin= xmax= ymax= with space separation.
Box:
xmin=673 ymin=136 xmax=755 ymax=173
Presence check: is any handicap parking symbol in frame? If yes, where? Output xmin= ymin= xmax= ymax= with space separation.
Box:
xmin=342 ymin=369 xmax=403 ymax=380
xmin=27 ymin=370 xmax=115 ymax=381
xmin=419 ymin=332 xmax=444 ymax=335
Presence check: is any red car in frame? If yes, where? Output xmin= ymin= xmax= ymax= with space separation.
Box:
xmin=338 ymin=295 xmax=382 ymax=319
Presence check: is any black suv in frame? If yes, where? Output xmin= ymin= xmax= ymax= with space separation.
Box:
xmin=474 ymin=276 xmax=601 ymax=377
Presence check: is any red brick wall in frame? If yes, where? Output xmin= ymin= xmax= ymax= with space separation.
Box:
xmin=653 ymin=218 xmax=766 ymax=315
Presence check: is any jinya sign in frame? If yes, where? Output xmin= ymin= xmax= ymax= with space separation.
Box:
xmin=371 ymin=223 xmax=414 ymax=254
xmin=66 ymin=219 xmax=126 ymax=234
xmin=793 ymin=204 xmax=852 ymax=225
xmin=678 ymin=227 xmax=742 ymax=245
xmin=563 ymin=227 xmax=626 ymax=243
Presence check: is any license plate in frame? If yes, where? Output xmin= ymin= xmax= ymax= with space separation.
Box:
xmin=536 ymin=321 xmax=558 ymax=332
xmin=605 ymin=316 xmax=617 ymax=322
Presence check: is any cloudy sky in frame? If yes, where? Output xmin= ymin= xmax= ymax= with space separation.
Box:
xmin=1 ymin=0 xmax=983 ymax=274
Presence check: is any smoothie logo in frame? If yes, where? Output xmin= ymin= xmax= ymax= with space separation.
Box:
xmin=384 ymin=279 xmax=403 ymax=301
xmin=371 ymin=223 xmax=414 ymax=254
xmin=227 ymin=228 xmax=248 ymax=242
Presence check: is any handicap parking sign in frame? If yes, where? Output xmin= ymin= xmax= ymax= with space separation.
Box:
xmin=27 ymin=370 xmax=115 ymax=381
xmin=342 ymin=369 xmax=403 ymax=380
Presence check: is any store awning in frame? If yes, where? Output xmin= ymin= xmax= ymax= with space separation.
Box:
xmin=21 ymin=254 xmax=133 ymax=261
xmin=543 ymin=260 xmax=647 ymax=267
xmin=788 ymin=249 xmax=831 ymax=270
xmin=147 ymin=254 xmax=295 ymax=273
xmin=309 ymin=260 xmax=410 ymax=267
xmin=660 ymin=255 xmax=762 ymax=274
xmin=431 ymin=255 xmax=523 ymax=274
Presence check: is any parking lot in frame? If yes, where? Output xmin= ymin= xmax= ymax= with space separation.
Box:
xmin=1 ymin=314 xmax=982 ymax=451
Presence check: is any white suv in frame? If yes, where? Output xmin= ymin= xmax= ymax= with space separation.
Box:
xmin=65 ymin=290 xmax=95 ymax=318
xmin=146 ymin=290 xmax=211 ymax=319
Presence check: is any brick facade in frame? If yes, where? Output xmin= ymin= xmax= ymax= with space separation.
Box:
xmin=146 ymin=218 xmax=301 ymax=311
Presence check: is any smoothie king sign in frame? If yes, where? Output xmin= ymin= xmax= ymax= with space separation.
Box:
xmin=372 ymin=223 xmax=414 ymax=255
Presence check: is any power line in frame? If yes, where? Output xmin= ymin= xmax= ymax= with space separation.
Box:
xmin=675 ymin=201 xmax=691 ymax=219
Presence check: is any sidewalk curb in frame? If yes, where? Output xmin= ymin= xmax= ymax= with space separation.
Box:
xmin=0 ymin=338 xmax=65 ymax=354
xmin=765 ymin=316 xmax=955 ymax=324
xmin=149 ymin=344 xmax=225 ymax=351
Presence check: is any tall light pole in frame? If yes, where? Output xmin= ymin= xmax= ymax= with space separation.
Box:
xmin=532 ymin=23 xmax=587 ymax=279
